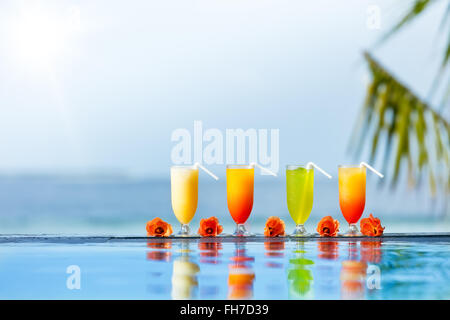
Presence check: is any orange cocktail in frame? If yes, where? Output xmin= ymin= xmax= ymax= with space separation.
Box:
xmin=226 ymin=165 xmax=254 ymax=236
xmin=338 ymin=166 xmax=366 ymax=236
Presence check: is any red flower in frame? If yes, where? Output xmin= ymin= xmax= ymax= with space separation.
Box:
xmin=360 ymin=214 xmax=385 ymax=237
xmin=198 ymin=217 xmax=223 ymax=237
xmin=146 ymin=218 xmax=173 ymax=237
xmin=317 ymin=216 xmax=340 ymax=237
xmin=264 ymin=216 xmax=285 ymax=237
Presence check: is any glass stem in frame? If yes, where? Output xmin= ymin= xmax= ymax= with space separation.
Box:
xmin=234 ymin=223 xmax=251 ymax=236
xmin=348 ymin=223 xmax=359 ymax=235
xmin=296 ymin=224 xmax=306 ymax=234
xmin=181 ymin=223 xmax=190 ymax=235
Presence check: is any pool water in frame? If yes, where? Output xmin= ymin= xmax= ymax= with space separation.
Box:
xmin=0 ymin=236 xmax=449 ymax=299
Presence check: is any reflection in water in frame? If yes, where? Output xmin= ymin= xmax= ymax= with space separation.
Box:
xmin=264 ymin=241 xmax=285 ymax=257
xmin=146 ymin=241 xmax=172 ymax=262
xmin=287 ymin=241 xmax=314 ymax=299
xmin=340 ymin=260 xmax=367 ymax=300
xmin=317 ymin=241 xmax=339 ymax=260
xmin=315 ymin=241 xmax=340 ymax=299
xmin=228 ymin=242 xmax=255 ymax=299
xmin=264 ymin=241 xmax=285 ymax=268
xmin=340 ymin=242 xmax=368 ymax=299
xmin=361 ymin=241 xmax=383 ymax=263
xmin=198 ymin=241 xmax=222 ymax=264
xmin=171 ymin=241 xmax=200 ymax=300
xmin=347 ymin=241 xmax=358 ymax=260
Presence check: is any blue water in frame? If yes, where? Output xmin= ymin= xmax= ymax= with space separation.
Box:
xmin=0 ymin=176 xmax=448 ymax=235
xmin=0 ymin=176 xmax=448 ymax=300
xmin=0 ymin=237 xmax=449 ymax=299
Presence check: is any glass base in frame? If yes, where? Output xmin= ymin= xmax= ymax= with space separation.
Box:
xmin=343 ymin=223 xmax=362 ymax=237
xmin=233 ymin=224 xmax=253 ymax=237
xmin=176 ymin=224 xmax=192 ymax=237
xmin=291 ymin=224 xmax=310 ymax=237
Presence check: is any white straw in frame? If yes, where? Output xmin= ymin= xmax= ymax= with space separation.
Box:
xmin=250 ymin=162 xmax=277 ymax=177
xmin=306 ymin=162 xmax=332 ymax=179
xmin=360 ymin=162 xmax=384 ymax=178
xmin=194 ymin=162 xmax=219 ymax=180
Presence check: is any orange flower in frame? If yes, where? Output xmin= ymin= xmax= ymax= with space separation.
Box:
xmin=198 ymin=217 xmax=223 ymax=237
xmin=264 ymin=216 xmax=285 ymax=237
xmin=317 ymin=216 xmax=340 ymax=237
xmin=360 ymin=214 xmax=385 ymax=237
xmin=146 ymin=217 xmax=173 ymax=237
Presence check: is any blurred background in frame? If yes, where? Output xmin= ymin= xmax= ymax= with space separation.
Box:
xmin=0 ymin=0 xmax=448 ymax=234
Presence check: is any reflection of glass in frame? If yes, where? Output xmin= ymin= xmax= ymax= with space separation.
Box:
xmin=171 ymin=165 xmax=199 ymax=236
xmin=171 ymin=242 xmax=200 ymax=299
xmin=340 ymin=260 xmax=367 ymax=300
xmin=338 ymin=166 xmax=366 ymax=236
xmin=226 ymin=165 xmax=254 ymax=236
xmin=347 ymin=241 xmax=358 ymax=260
xmin=286 ymin=165 xmax=314 ymax=236
xmin=146 ymin=241 xmax=172 ymax=262
xmin=317 ymin=241 xmax=339 ymax=260
xmin=287 ymin=242 xmax=314 ymax=299
xmin=228 ymin=242 xmax=255 ymax=299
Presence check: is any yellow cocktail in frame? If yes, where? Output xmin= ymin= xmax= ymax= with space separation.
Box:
xmin=171 ymin=165 xmax=199 ymax=236
xmin=226 ymin=165 xmax=254 ymax=236
xmin=338 ymin=165 xmax=366 ymax=236
xmin=286 ymin=165 xmax=314 ymax=236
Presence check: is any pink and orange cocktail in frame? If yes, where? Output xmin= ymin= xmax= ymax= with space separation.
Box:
xmin=226 ymin=165 xmax=255 ymax=236
xmin=338 ymin=166 xmax=366 ymax=236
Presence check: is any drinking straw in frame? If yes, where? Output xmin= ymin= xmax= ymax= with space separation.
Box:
xmin=194 ymin=162 xmax=219 ymax=180
xmin=306 ymin=162 xmax=332 ymax=179
xmin=250 ymin=162 xmax=277 ymax=177
xmin=359 ymin=162 xmax=384 ymax=178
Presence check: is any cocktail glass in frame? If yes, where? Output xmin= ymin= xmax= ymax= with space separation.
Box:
xmin=338 ymin=165 xmax=366 ymax=236
xmin=171 ymin=165 xmax=199 ymax=236
xmin=226 ymin=165 xmax=254 ymax=236
xmin=286 ymin=165 xmax=314 ymax=236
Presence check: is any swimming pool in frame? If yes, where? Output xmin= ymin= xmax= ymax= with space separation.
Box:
xmin=0 ymin=234 xmax=449 ymax=299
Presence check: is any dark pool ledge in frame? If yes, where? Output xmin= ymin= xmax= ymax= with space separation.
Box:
xmin=0 ymin=233 xmax=449 ymax=244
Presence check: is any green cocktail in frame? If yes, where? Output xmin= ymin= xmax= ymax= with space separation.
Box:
xmin=286 ymin=165 xmax=314 ymax=236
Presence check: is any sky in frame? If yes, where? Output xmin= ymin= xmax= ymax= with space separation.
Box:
xmin=0 ymin=0 xmax=448 ymax=178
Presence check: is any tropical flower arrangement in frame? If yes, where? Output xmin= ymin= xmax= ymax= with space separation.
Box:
xmin=317 ymin=216 xmax=340 ymax=237
xmin=264 ymin=216 xmax=285 ymax=237
xmin=145 ymin=214 xmax=384 ymax=237
xmin=360 ymin=214 xmax=385 ymax=237
xmin=146 ymin=217 xmax=173 ymax=237
xmin=197 ymin=217 xmax=223 ymax=237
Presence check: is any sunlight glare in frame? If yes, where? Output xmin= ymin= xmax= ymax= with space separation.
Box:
xmin=9 ymin=6 xmax=81 ymax=70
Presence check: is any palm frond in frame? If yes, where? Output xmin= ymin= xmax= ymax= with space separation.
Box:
xmin=378 ymin=0 xmax=450 ymax=107
xmin=351 ymin=52 xmax=450 ymax=196
xmin=378 ymin=0 xmax=434 ymax=44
